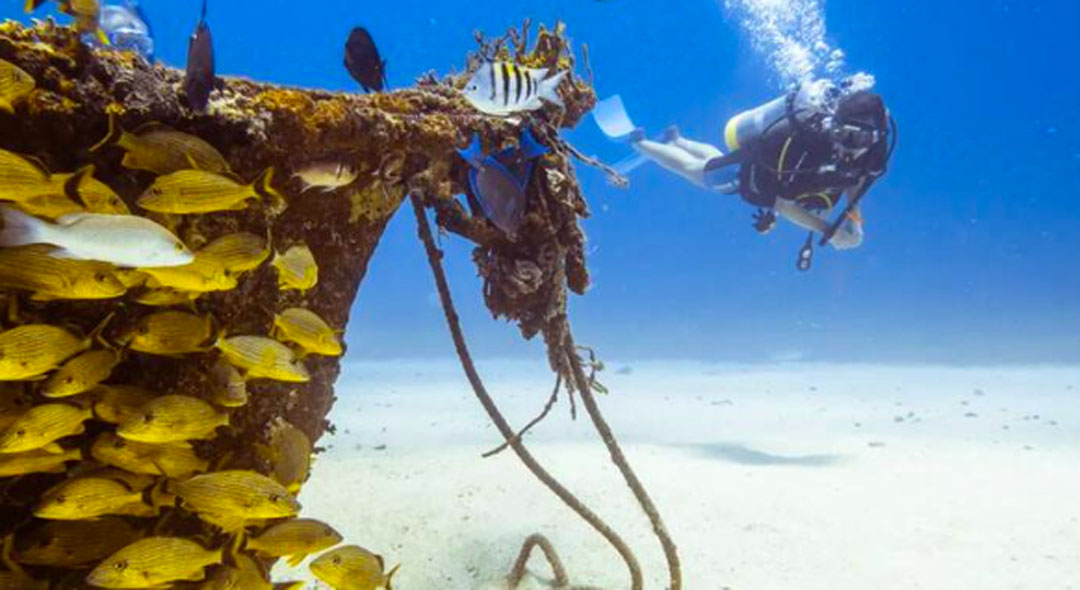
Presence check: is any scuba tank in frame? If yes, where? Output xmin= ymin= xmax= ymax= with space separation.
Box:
xmin=722 ymin=80 xmax=838 ymax=152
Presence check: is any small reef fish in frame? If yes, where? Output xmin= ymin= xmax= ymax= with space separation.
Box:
xmin=247 ymin=518 xmax=343 ymax=567
xmin=293 ymin=159 xmax=360 ymax=193
xmin=139 ymin=252 xmax=235 ymax=293
xmin=0 ymin=148 xmax=59 ymax=202
xmin=133 ymin=287 xmax=200 ymax=307
xmin=86 ymin=536 xmax=223 ymax=589
xmin=0 ymin=447 xmax=81 ymax=477
xmin=0 ymin=59 xmax=35 ymax=114
xmin=174 ymin=470 xmax=300 ymax=531
xmin=138 ymin=168 xmax=284 ymax=214
xmin=14 ymin=518 xmax=140 ymax=568
xmin=0 ymin=205 xmax=194 ymax=268
xmin=458 ymin=128 xmax=549 ymax=236
xmin=199 ymin=554 xmax=272 ymax=590
xmin=198 ymin=231 xmax=270 ymax=273
xmin=216 ymin=335 xmax=311 ymax=382
xmin=13 ymin=192 xmax=85 ymax=220
xmin=91 ymin=115 xmax=230 ymax=175
xmin=256 ymin=421 xmax=312 ymax=494
xmin=34 ymin=476 xmax=151 ymax=520
xmin=53 ymin=165 xmax=131 ymax=214
xmin=185 ymin=0 xmax=215 ymax=111
xmin=90 ymin=384 xmax=156 ymax=424
xmin=272 ymin=243 xmax=318 ymax=292
xmin=41 ymin=348 xmax=121 ymax=398
xmin=208 ymin=357 xmax=247 ymax=407
xmin=344 ymin=27 xmax=387 ymax=93
xmin=462 ymin=61 xmax=568 ymax=116
xmin=310 ymin=545 xmax=400 ymax=590
xmin=0 ymin=323 xmax=90 ymax=381
xmin=117 ymin=394 xmax=228 ymax=443
xmin=125 ymin=310 xmax=214 ymax=355
xmin=25 ymin=0 xmax=109 ymax=44
xmin=91 ymin=432 xmax=208 ymax=478
xmin=0 ymin=403 xmax=92 ymax=453
xmin=99 ymin=1 xmax=155 ymax=61
xmin=0 ymin=245 xmax=126 ymax=301
xmin=274 ymin=307 xmax=343 ymax=357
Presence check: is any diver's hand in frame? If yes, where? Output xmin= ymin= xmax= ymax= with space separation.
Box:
xmin=752 ymin=209 xmax=777 ymax=234
xmin=829 ymin=216 xmax=864 ymax=250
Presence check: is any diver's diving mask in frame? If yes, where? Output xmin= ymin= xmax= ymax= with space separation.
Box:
xmin=829 ymin=120 xmax=881 ymax=161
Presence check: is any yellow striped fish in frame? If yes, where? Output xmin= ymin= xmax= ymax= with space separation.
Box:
xmin=85 ymin=536 xmax=223 ymax=589
xmin=0 ymin=58 xmax=35 ymax=114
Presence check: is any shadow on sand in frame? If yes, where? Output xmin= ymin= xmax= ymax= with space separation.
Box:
xmin=686 ymin=442 xmax=843 ymax=467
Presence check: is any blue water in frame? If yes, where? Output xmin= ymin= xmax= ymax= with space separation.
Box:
xmin=15 ymin=0 xmax=1079 ymax=364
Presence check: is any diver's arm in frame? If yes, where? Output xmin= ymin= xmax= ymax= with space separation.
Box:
xmin=774 ymin=199 xmax=863 ymax=250
xmin=774 ymin=198 xmax=830 ymax=234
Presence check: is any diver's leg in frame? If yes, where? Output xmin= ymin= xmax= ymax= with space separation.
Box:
xmin=631 ymin=139 xmax=708 ymax=187
xmin=670 ymin=137 xmax=723 ymax=161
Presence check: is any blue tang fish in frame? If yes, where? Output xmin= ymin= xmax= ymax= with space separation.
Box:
xmin=457 ymin=128 xmax=549 ymax=237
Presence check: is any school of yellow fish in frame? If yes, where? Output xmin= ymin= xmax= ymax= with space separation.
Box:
xmin=0 ymin=51 xmax=397 ymax=590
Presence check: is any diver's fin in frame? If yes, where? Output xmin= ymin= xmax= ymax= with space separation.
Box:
xmin=612 ymin=152 xmax=650 ymax=176
xmin=592 ymin=94 xmax=637 ymax=140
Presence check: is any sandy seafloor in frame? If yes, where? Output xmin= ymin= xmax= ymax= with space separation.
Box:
xmin=273 ymin=360 xmax=1080 ymax=590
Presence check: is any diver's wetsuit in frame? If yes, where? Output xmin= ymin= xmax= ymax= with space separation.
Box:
xmin=724 ymin=114 xmax=886 ymax=214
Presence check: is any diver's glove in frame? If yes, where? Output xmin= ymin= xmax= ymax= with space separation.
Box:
xmin=752 ymin=209 xmax=777 ymax=234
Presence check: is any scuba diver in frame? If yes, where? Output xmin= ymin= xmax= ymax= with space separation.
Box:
xmin=594 ymin=80 xmax=896 ymax=270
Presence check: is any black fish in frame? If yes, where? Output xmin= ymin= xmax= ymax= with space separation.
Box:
xmin=344 ymin=27 xmax=387 ymax=93
xmin=184 ymin=0 xmax=215 ymax=111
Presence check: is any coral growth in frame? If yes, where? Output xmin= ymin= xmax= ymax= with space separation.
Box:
xmin=0 ymin=15 xmax=598 ymax=588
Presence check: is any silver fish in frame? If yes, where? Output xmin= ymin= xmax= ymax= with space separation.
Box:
xmin=0 ymin=205 xmax=193 ymax=268
xmin=292 ymin=160 xmax=359 ymax=193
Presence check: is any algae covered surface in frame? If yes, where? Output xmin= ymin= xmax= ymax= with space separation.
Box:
xmin=0 ymin=16 xmax=597 ymax=588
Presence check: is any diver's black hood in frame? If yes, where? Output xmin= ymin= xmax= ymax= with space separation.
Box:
xmin=835 ymin=91 xmax=888 ymax=131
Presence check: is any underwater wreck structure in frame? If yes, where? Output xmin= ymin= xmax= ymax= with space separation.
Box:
xmin=0 ymin=16 xmax=680 ymax=590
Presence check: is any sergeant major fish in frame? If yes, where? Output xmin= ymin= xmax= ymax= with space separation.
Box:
xmin=0 ymin=205 xmax=194 ymax=268
xmin=462 ymin=61 xmax=568 ymax=116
